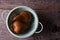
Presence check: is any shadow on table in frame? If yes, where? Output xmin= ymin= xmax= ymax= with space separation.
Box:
xmin=31 ymin=10 xmax=60 ymax=40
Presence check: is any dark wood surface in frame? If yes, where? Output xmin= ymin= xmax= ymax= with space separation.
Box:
xmin=0 ymin=0 xmax=60 ymax=40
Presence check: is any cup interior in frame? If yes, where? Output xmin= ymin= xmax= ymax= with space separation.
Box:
xmin=6 ymin=6 xmax=38 ymax=38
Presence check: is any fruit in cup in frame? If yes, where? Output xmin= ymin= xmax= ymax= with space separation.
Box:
xmin=13 ymin=21 xmax=23 ymax=34
xmin=13 ymin=11 xmax=32 ymax=34
xmin=14 ymin=11 xmax=32 ymax=23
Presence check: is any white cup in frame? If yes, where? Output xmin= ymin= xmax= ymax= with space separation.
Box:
xmin=6 ymin=6 xmax=43 ymax=38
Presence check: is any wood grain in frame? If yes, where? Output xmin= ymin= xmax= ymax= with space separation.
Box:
xmin=0 ymin=0 xmax=60 ymax=10
xmin=0 ymin=0 xmax=60 ymax=40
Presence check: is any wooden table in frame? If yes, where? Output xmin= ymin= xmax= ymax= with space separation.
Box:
xmin=0 ymin=0 xmax=60 ymax=40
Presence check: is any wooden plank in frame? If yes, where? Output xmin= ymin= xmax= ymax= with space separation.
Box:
xmin=0 ymin=0 xmax=60 ymax=11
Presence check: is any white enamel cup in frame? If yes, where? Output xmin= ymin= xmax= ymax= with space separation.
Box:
xmin=6 ymin=6 xmax=43 ymax=38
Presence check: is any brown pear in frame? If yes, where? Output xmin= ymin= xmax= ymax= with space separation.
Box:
xmin=13 ymin=21 xmax=23 ymax=34
xmin=14 ymin=11 xmax=32 ymax=23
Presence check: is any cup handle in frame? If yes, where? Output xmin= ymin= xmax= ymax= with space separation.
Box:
xmin=1 ymin=10 xmax=10 ymax=22
xmin=35 ymin=22 xmax=43 ymax=33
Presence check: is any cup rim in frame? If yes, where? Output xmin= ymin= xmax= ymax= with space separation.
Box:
xmin=6 ymin=6 xmax=39 ymax=38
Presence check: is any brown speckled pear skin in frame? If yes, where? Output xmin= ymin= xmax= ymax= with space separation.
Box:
xmin=14 ymin=11 xmax=32 ymax=23
xmin=13 ymin=21 xmax=23 ymax=34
